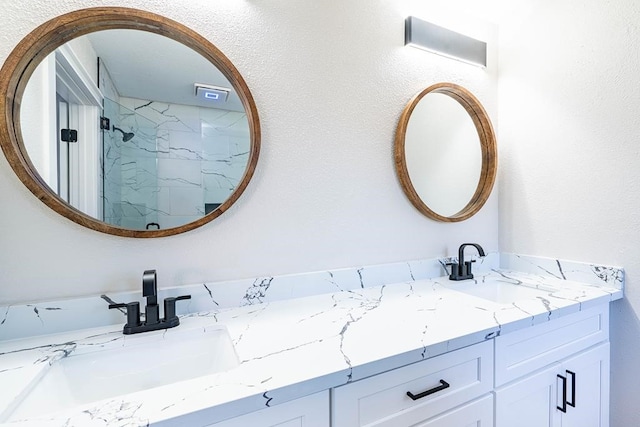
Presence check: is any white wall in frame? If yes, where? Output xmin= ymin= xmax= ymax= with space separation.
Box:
xmin=497 ymin=1 xmax=640 ymax=425
xmin=0 ymin=0 xmax=499 ymax=303
xmin=5 ymin=1 xmax=636 ymax=423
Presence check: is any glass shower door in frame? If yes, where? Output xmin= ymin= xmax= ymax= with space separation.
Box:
xmin=102 ymin=98 xmax=160 ymax=230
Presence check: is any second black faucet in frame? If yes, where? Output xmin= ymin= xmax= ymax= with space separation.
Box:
xmin=448 ymin=243 xmax=486 ymax=281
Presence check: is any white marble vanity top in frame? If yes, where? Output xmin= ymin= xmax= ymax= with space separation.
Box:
xmin=0 ymin=267 xmax=623 ymax=426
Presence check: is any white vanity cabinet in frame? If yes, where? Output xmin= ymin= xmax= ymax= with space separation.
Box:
xmin=495 ymin=304 xmax=610 ymax=427
xmin=205 ymin=391 xmax=329 ymax=427
xmin=331 ymin=340 xmax=494 ymax=426
xmin=202 ymin=305 xmax=610 ymax=427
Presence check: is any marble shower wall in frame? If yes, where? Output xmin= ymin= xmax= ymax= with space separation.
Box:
xmin=97 ymin=53 xmax=250 ymax=231
xmin=114 ymin=97 xmax=250 ymax=230
xmin=102 ymin=98 xmax=125 ymax=227
xmin=104 ymin=99 xmax=160 ymax=229
xmin=97 ymin=60 xmax=128 ymax=227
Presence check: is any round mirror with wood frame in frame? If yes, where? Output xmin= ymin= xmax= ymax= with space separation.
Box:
xmin=0 ymin=7 xmax=260 ymax=238
xmin=394 ymin=83 xmax=496 ymax=222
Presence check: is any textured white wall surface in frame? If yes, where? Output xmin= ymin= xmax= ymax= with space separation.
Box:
xmin=497 ymin=1 xmax=640 ymax=425
xmin=3 ymin=1 xmax=638 ymax=425
xmin=0 ymin=0 xmax=498 ymax=304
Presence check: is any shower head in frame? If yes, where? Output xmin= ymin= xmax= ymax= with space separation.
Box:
xmin=112 ymin=125 xmax=135 ymax=142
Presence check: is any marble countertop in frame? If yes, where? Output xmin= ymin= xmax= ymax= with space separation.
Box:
xmin=0 ymin=269 xmax=622 ymax=426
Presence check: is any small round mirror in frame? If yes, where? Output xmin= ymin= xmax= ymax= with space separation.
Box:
xmin=394 ymin=83 xmax=496 ymax=222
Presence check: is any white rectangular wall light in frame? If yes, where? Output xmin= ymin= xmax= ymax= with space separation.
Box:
xmin=405 ymin=16 xmax=487 ymax=68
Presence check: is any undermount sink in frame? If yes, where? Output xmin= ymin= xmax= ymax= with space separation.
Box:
xmin=448 ymin=280 xmax=555 ymax=305
xmin=6 ymin=324 xmax=238 ymax=421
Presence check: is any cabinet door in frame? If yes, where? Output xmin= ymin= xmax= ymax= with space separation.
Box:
xmin=495 ymin=364 xmax=562 ymax=427
xmin=496 ymin=342 xmax=610 ymax=427
xmin=416 ymin=395 xmax=493 ymax=427
xmin=559 ymin=343 xmax=609 ymax=427
xmin=206 ymin=391 xmax=329 ymax=427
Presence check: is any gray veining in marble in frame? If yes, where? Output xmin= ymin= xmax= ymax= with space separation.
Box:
xmin=0 ymin=267 xmax=620 ymax=426
xmin=0 ymin=253 xmax=624 ymax=343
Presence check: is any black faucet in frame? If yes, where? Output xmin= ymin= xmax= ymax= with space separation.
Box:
xmin=109 ymin=270 xmax=191 ymax=334
xmin=448 ymin=243 xmax=486 ymax=281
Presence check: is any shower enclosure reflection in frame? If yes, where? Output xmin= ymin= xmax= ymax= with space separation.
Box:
xmin=101 ymin=96 xmax=250 ymax=230
xmin=18 ymin=27 xmax=252 ymax=232
xmin=102 ymin=98 xmax=159 ymax=229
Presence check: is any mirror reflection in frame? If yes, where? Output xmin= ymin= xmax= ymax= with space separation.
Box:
xmin=21 ymin=29 xmax=250 ymax=231
xmin=404 ymin=92 xmax=481 ymax=217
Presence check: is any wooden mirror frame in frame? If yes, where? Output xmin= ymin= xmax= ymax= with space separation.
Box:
xmin=0 ymin=7 xmax=260 ymax=238
xmin=394 ymin=83 xmax=497 ymax=222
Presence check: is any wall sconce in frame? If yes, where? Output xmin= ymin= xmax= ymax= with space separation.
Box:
xmin=405 ymin=16 xmax=487 ymax=68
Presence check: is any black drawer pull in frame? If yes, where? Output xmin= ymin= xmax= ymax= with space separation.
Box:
xmin=406 ymin=379 xmax=450 ymax=401
xmin=557 ymin=374 xmax=567 ymax=413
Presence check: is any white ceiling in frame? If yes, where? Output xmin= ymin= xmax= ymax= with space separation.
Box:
xmin=86 ymin=30 xmax=244 ymax=112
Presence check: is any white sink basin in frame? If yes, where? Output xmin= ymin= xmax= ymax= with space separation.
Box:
xmin=6 ymin=325 xmax=238 ymax=420
xmin=449 ymin=280 xmax=554 ymax=305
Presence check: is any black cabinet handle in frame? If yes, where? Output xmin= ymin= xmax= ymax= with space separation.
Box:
xmin=557 ymin=374 xmax=568 ymax=413
xmin=566 ymin=370 xmax=576 ymax=408
xmin=406 ymin=380 xmax=450 ymax=401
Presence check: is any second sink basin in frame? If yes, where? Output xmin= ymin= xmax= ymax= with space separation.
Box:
xmin=6 ymin=324 xmax=238 ymax=420
xmin=448 ymin=280 xmax=555 ymax=305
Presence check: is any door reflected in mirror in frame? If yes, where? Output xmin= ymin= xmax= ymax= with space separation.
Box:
xmin=394 ymin=83 xmax=496 ymax=222
xmin=21 ymin=29 xmax=251 ymax=231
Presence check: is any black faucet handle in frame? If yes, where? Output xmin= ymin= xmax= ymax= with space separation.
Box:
xmin=164 ymin=295 xmax=191 ymax=324
xmin=109 ymin=301 xmax=141 ymax=328
xmin=446 ymin=261 xmax=463 ymax=280
xmin=108 ymin=303 xmax=127 ymax=309
xmin=445 ymin=261 xmax=458 ymax=270
xmin=464 ymin=259 xmax=477 ymax=275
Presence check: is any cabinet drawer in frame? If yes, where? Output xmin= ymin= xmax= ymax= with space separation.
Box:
xmin=495 ymin=304 xmax=609 ymax=386
xmin=331 ymin=340 xmax=493 ymax=427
